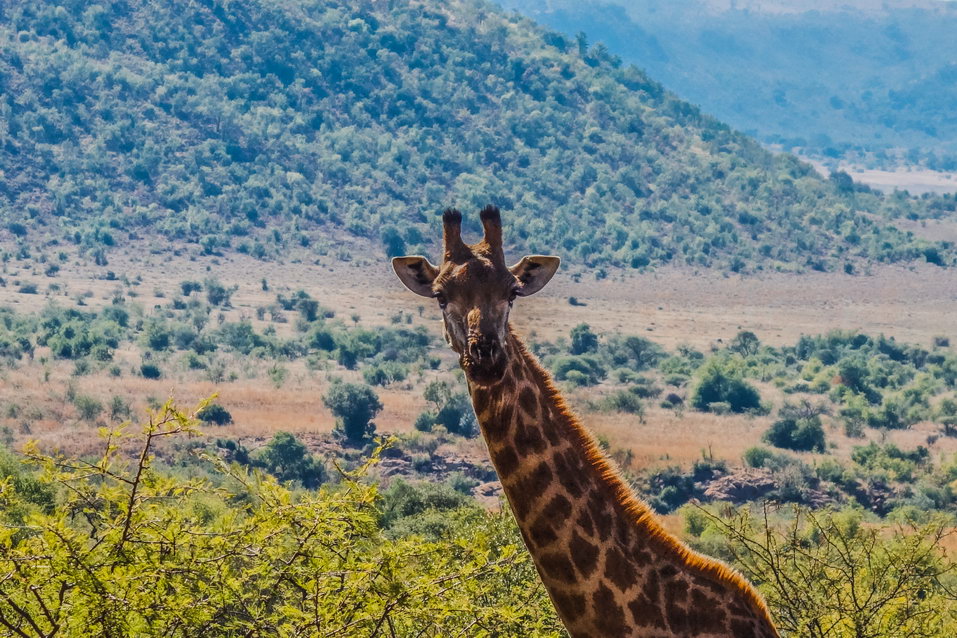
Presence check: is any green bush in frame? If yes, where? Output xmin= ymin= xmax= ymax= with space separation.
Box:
xmin=763 ymin=404 xmax=826 ymax=452
xmin=254 ymin=431 xmax=325 ymax=488
xmin=197 ymin=403 xmax=233 ymax=426
xmin=743 ymin=446 xmax=777 ymax=468
xmin=323 ymin=382 xmax=382 ymax=443
xmin=418 ymin=381 xmax=477 ymax=437
xmin=0 ymin=409 xmax=561 ymax=635
xmin=569 ymin=323 xmax=599 ymax=355
xmin=690 ymin=360 xmax=762 ymax=413
xmin=601 ymin=388 xmax=645 ymax=415
xmin=549 ymin=354 xmax=606 ymax=385
xmin=73 ymin=394 xmax=103 ymax=422
xmin=140 ymin=363 xmax=161 ymax=379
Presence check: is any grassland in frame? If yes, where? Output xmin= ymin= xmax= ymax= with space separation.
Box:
xmin=2 ymin=236 xmax=955 ymax=474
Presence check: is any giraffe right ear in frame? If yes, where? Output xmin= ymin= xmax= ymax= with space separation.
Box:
xmin=392 ymin=256 xmax=439 ymax=297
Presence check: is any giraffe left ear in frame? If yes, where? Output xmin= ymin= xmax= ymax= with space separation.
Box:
xmin=510 ymin=255 xmax=560 ymax=296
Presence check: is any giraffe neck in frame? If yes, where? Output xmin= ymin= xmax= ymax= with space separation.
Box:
xmin=467 ymin=329 xmax=779 ymax=638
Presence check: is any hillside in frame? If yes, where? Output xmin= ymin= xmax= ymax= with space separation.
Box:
xmin=1 ymin=0 xmax=955 ymax=272
xmin=500 ymin=0 xmax=957 ymax=171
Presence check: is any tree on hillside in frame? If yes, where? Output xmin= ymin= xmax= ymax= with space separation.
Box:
xmin=415 ymin=380 xmax=477 ymax=437
xmin=690 ymin=359 xmax=763 ymax=413
xmin=569 ymin=323 xmax=599 ymax=355
xmin=763 ymin=401 xmax=827 ymax=452
xmin=729 ymin=330 xmax=761 ymax=357
xmin=323 ymin=382 xmax=383 ymax=443
xmin=255 ymin=431 xmax=325 ymax=488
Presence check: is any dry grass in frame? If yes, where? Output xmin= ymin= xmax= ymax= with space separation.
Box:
xmin=3 ymin=240 xmax=956 ymax=471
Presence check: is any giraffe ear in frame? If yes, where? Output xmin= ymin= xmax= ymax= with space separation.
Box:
xmin=392 ymin=256 xmax=439 ymax=297
xmin=510 ymin=255 xmax=560 ymax=296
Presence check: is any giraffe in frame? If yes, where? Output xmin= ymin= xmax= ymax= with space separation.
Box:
xmin=392 ymin=206 xmax=780 ymax=638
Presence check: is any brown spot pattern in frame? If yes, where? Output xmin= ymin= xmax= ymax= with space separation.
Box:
xmin=492 ymin=446 xmax=519 ymax=479
xmin=481 ymin=402 xmax=513 ymax=444
xmin=528 ymin=496 xmax=570 ymax=549
xmin=539 ymin=551 xmax=577 ymax=583
xmin=587 ymin=491 xmax=613 ymax=541
xmin=514 ymin=421 xmax=547 ymax=454
xmin=605 ymin=546 xmax=637 ymax=590
xmin=592 ymin=583 xmax=627 ymax=635
xmin=629 ymin=593 xmax=667 ymax=630
xmin=570 ymin=532 xmax=600 ymax=578
xmin=529 ymin=516 xmax=559 ymax=548
xmin=577 ymin=509 xmax=596 ymax=538
xmin=510 ymin=461 xmax=552 ymax=519
xmin=551 ymin=591 xmax=587 ymax=618
xmin=519 ymin=386 xmax=538 ymax=416
xmin=472 ymin=387 xmax=490 ymax=415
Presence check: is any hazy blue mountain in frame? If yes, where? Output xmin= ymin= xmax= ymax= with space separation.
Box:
xmin=499 ymin=0 xmax=957 ymax=169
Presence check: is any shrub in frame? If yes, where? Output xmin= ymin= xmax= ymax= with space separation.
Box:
xmin=763 ymin=404 xmax=826 ymax=452
xmin=728 ymin=330 xmax=761 ymax=356
xmin=254 ymin=431 xmax=325 ymax=488
xmin=197 ymin=403 xmax=233 ymax=426
xmin=662 ymin=392 xmax=684 ymax=407
xmin=378 ymin=480 xmax=474 ymax=529
xmin=690 ymin=360 xmax=762 ymax=413
xmin=306 ymin=325 xmax=336 ymax=351
xmin=617 ymin=336 xmax=665 ymax=370
xmin=743 ymin=446 xmax=777 ymax=468
xmin=74 ymin=394 xmax=103 ymax=422
xmin=179 ymin=280 xmax=202 ymax=296
xmin=7 ymin=222 xmax=27 ymax=237
xmin=645 ymin=466 xmax=696 ymax=513
xmin=109 ymin=396 xmax=132 ymax=423
xmin=380 ymin=225 xmax=406 ymax=258
xmin=143 ymin=319 xmax=172 ymax=351
xmin=140 ymin=363 xmax=161 ymax=379
xmin=418 ymin=381 xmax=476 ymax=437
xmin=362 ymin=361 xmax=408 ymax=386
xmin=569 ymin=323 xmax=599 ymax=355
xmin=204 ymin=278 xmax=236 ymax=307
xmin=549 ymin=354 xmax=605 ymax=385
xmin=601 ymin=388 xmax=645 ymax=415
xmin=323 ymin=382 xmax=382 ymax=442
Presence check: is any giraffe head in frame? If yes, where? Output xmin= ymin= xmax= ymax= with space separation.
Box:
xmin=392 ymin=206 xmax=560 ymax=386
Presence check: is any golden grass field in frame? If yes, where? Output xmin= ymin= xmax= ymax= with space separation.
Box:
xmin=2 ymin=235 xmax=956 ymax=470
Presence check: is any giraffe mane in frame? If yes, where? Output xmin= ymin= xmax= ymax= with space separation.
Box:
xmin=509 ymin=331 xmax=778 ymax=631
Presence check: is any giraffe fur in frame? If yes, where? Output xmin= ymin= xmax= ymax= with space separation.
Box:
xmin=393 ymin=206 xmax=780 ymax=638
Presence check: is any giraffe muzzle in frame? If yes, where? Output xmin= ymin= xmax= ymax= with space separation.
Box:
xmin=463 ymin=336 xmax=507 ymax=385
xmin=467 ymin=336 xmax=499 ymax=362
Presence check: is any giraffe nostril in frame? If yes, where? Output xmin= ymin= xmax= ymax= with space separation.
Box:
xmin=468 ymin=337 xmax=499 ymax=362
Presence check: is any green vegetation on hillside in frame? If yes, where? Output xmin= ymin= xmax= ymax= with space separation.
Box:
xmin=0 ymin=0 xmax=955 ymax=272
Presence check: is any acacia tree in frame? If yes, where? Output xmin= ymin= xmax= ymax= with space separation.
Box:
xmin=0 ymin=401 xmax=563 ymax=636
xmin=695 ymin=504 xmax=957 ymax=638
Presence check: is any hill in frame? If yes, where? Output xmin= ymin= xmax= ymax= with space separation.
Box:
xmin=0 ymin=0 xmax=955 ymax=272
xmin=500 ymin=0 xmax=957 ymax=171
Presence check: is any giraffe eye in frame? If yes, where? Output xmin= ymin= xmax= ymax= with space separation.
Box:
xmin=434 ymin=293 xmax=447 ymax=309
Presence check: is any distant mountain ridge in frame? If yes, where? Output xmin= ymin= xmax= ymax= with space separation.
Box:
xmin=502 ymin=0 xmax=957 ymax=170
xmin=0 ymin=0 xmax=954 ymax=272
